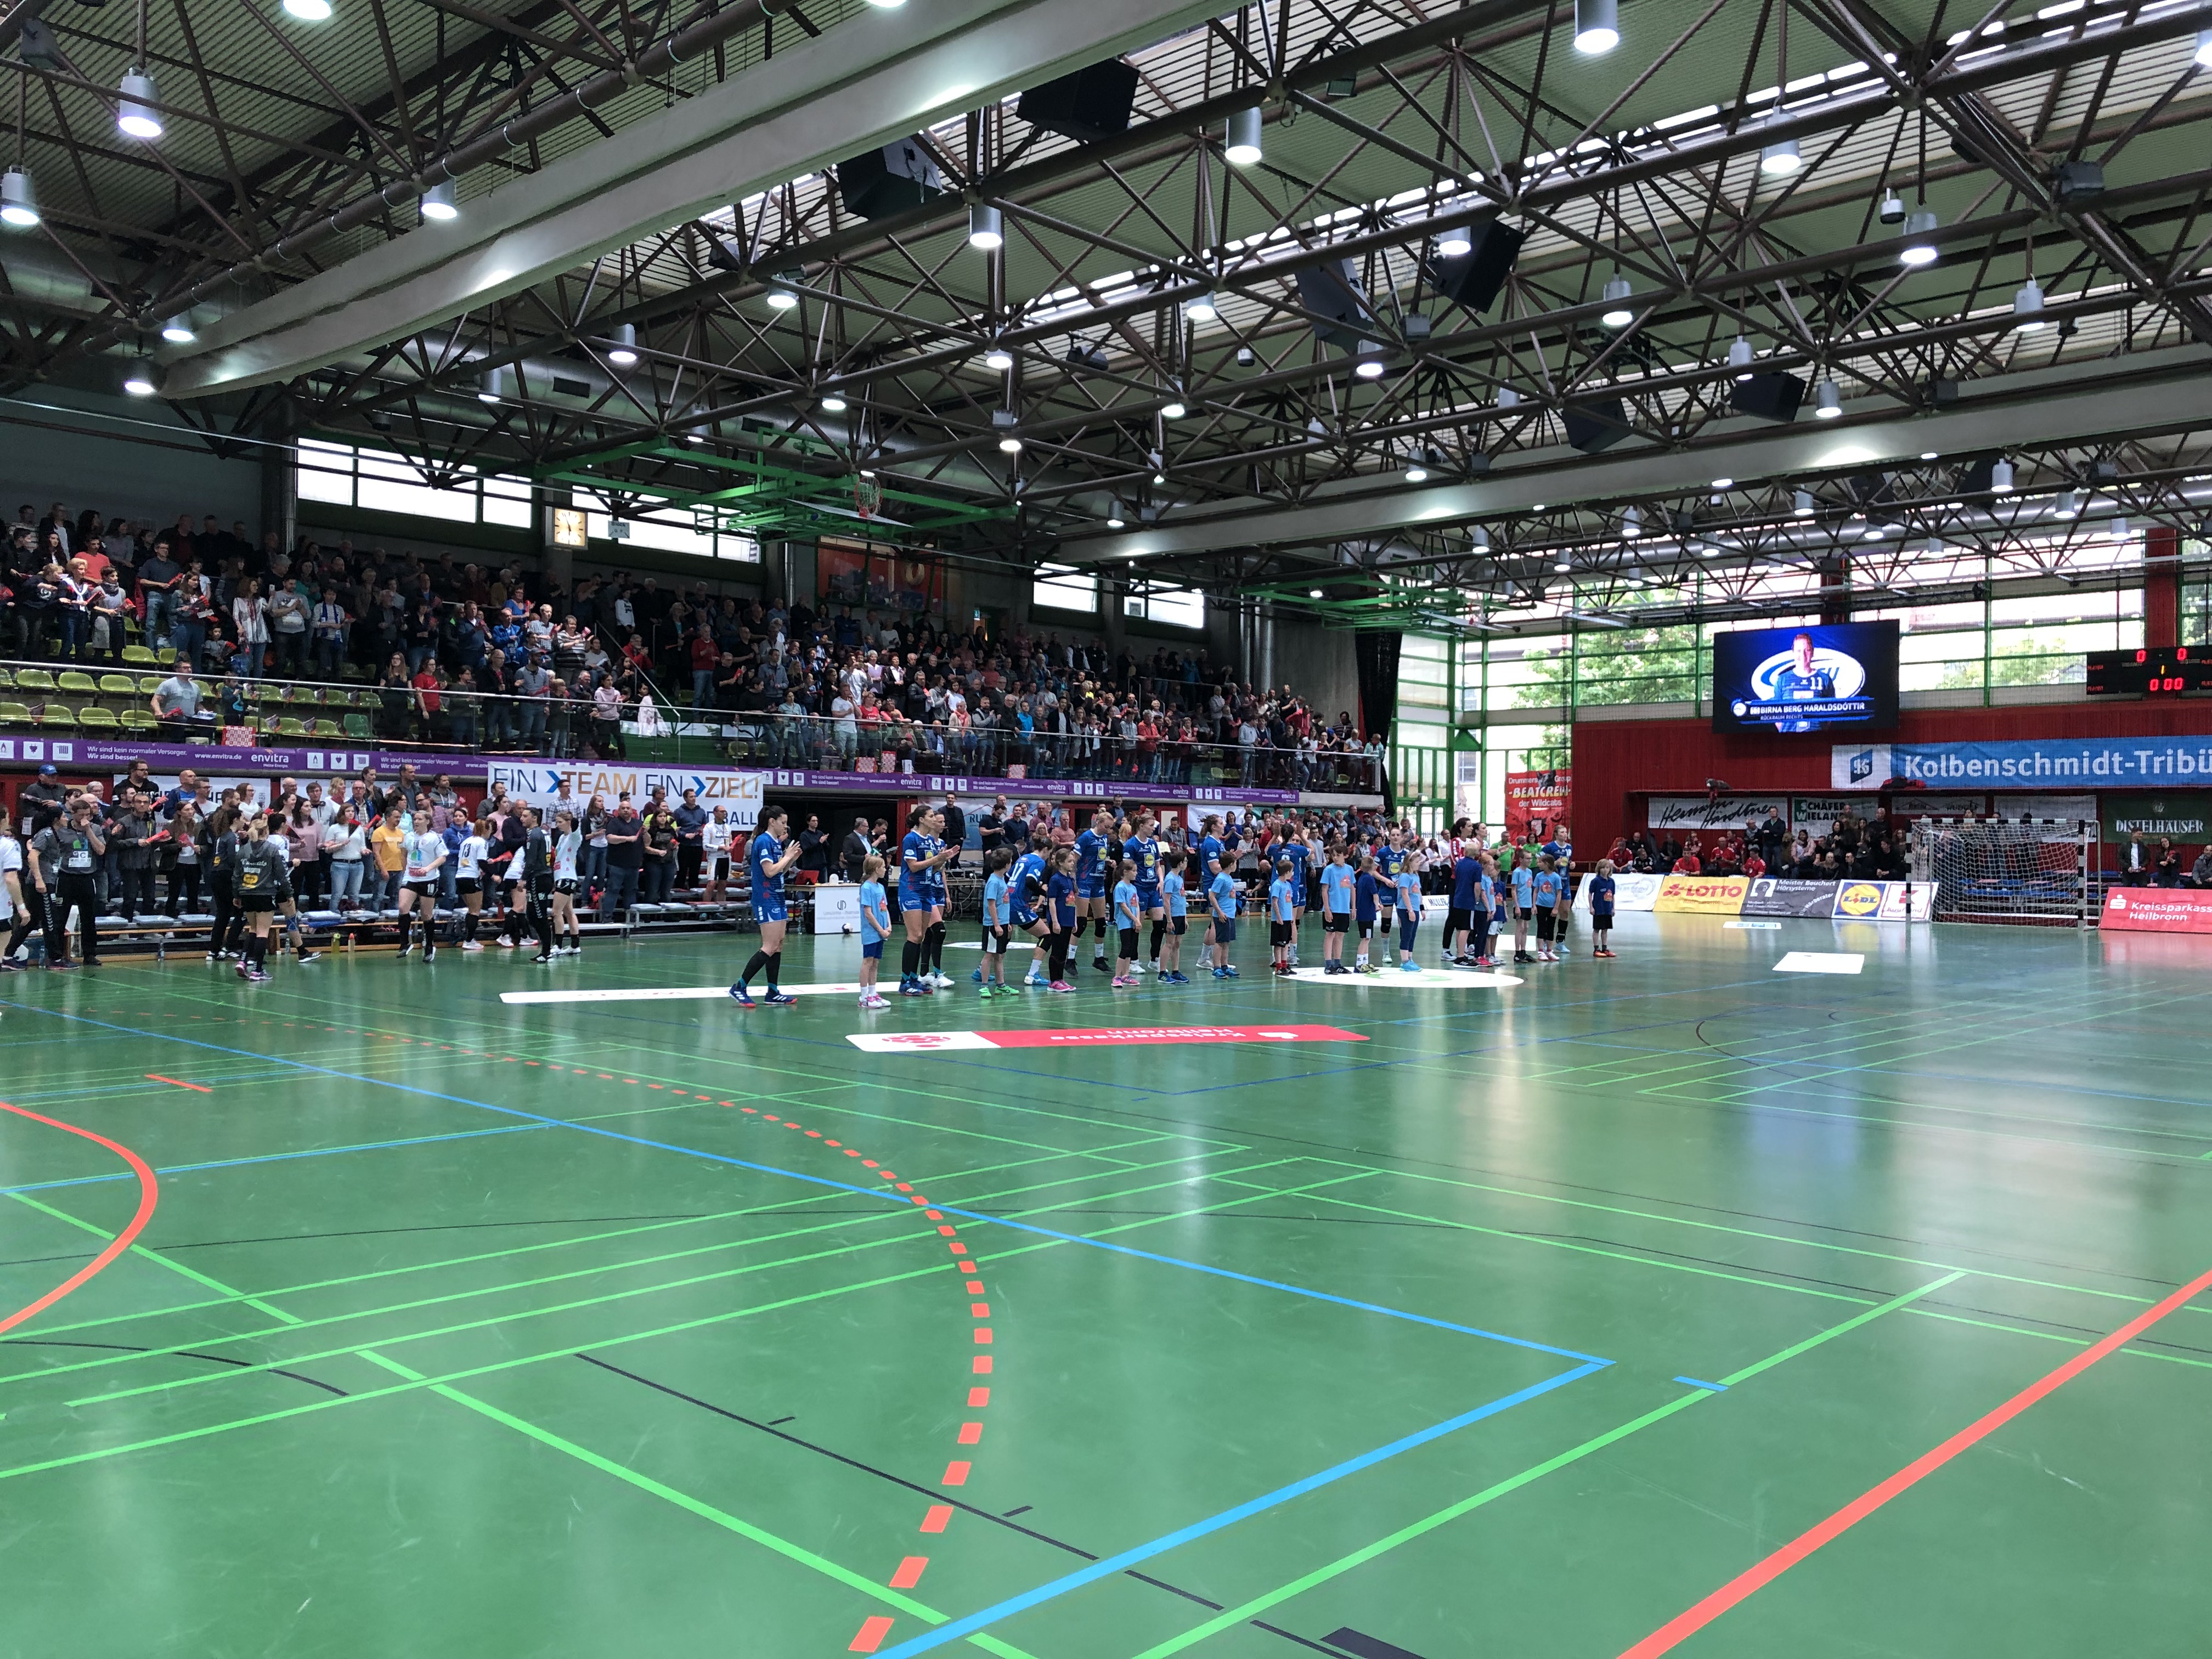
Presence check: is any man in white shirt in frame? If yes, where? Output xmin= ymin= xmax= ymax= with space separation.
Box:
xmin=702 ymin=807 xmax=733 ymax=902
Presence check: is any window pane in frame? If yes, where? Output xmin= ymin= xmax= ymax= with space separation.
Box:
xmin=481 ymin=476 xmax=533 ymax=528
xmin=296 ymin=438 xmax=353 ymax=506
xmin=717 ymin=532 xmax=762 ymax=563
xmin=1035 ymin=568 xmax=1097 ymax=614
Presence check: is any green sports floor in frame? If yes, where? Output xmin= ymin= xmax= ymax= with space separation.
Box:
xmin=1 ymin=915 xmax=2207 ymax=1659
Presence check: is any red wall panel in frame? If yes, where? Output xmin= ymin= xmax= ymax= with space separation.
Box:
xmin=1572 ymin=700 xmax=2212 ymax=851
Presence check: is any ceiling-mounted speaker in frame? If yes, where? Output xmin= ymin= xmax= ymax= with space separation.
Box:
xmin=1017 ymin=59 xmax=1140 ymax=143
xmin=1295 ymin=258 xmax=1373 ymax=346
xmin=1432 ymin=223 xmax=1525 ymax=314
xmin=1729 ymin=371 xmax=1805 ymax=424
xmin=836 ymin=138 xmax=947 ymax=221
xmin=1564 ymin=398 xmax=1631 ymax=453
xmin=1957 ymin=454 xmax=1996 ymax=495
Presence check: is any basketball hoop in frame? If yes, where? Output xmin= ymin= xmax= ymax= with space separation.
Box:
xmin=853 ymin=473 xmax=883 ymax=520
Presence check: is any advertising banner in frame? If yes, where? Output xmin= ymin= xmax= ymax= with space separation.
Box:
xmin=1646 ymin=794 xmax=1791 ymax=833
xmin=1653 ymin=874 xmax=1750 ymax=914
xmin=2101 ymin=888 xmax=2212 ymax=933
xmin=1572 ymin=870 xmax=1664 ymax=912
xmin=1887 ymin=793 xmax=1987 ymax=819
xmin=1741 ymin=878 xmax=1840 ymax=918
xmin=487 ymin=761 xmax=765 ymax=828
xmin=1505 ymin=768 xmax=1571 ymax=843
xmin=0 ymin=735 xmax=489 ymax=781
xmin=2100 ymin=792 xmax=2212 ymax=841
xmin=1833 ymin=738 xmax=2212 ymax=791
xmin=1827 ymin=879 xmax=1933 ymax=922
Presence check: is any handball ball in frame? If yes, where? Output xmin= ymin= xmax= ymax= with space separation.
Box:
xmin=842 ymin=924 xmax=854 ymax=935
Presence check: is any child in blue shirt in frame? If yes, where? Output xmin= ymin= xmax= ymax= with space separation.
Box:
xmin=1509 ymin=855 xmax=1536 ymax=963
xmin=1159 ymin=852 xmax=1190 ymax=985
xmin=1353 ymin=856 xmax=1381 ymax=974
xmin=1208 ymin=867 xmax=1239 ymax=977
xmin=1111 ymin=861 xmax=1142 ymax=987
xmin=1589 ymin=857 xmax=1618 ymax=960
xmin=1486 ymin=854 xmax=1511 ymax=967
xmin=1448 ymin=849 xmax=1484 ymax=966
xmin=1269 ymin=857 xmax=1297 ymax=975
xmin=979 ymin=848 xmax=1012 ymax=996
xmin=857 ymin=856 xmax=891 ymax=1009
xmin=1320 ymin=847 xmax=1356 ymax=973
xmin=1394 ymin=858 xmax=1425 ymax=971
xmin=1044 ymin=847 xmax=1078 ymax=991
xmin=1531 ymin=856 xmax=1565 ymax=962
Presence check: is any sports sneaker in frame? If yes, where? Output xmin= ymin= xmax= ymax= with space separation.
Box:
xmin=1110 ymin=975 xmax=1132 ymax=988
xmin=862 ymin=992 xmax=890 ymax=1009
xmin=204 ymin=951 xmax=221 ymax=963
xmin=531 ymin=952 xmax=552 ymax=964
xmin=396 ymin=944 xmax=413 ymax=960
xmin=460 ymin=939 xmax=483 ymax=951
xmin=763 ymin=990 xmax=797 ymax=1006
xmin=932 ymin=971 xmax=954 ymax=989
xmin=244 ymin=968 xmax=272 ymax=983
xmin=1401 ymin=960 xmax=1421 ymax=973
xmin=1221 ymin=964 xmax=1239 ymax=977
xmin=421 ymin=947 xmax=436 ymax=963
xmin=730 ymin=984 xmax=755 ymax=1007
xmin=495 ymin=936 xmax=516 ymax=949
xmin=1358 ymin=962 xmax=1380 ymax=975
xmin=899 ymin=979 xmax=925 ymax=996
xmin=297 ymin=949 xmax=321 ymax=964
xmin=979 ymin=985 xmax=995 ymax=1000
xmin=0 ymin=958 xmax=20 ymax=974
xmin=971 ymin=968 xmax=983 ymax=983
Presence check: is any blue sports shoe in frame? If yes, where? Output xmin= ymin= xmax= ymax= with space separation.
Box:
xmin=763 ymin=989 xmax=798 ymax=1006
xmin=1222 ymin=964 xmax=1240 ymax=977
xmin=899 ymin=978 xmax=926 ymax=996
xmin=730 ymin=984 xmax=755 ymax=1008
xmin=972 ymin=968 xmax=983 ymax=982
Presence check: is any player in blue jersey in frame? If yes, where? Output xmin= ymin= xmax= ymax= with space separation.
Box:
xmin=1158 ymin=850 xmax=1190 ymax=984
xmin=1074 ymin=806 xmax=1113 ymax=972
xmin=1207 ymin=860 xmax=1239 ymax=978
xmin=1122 ymin=808 xmax=1165 ymax=975
xmin=1320 ymin=843 xmax=1356 ymax=974
xmin=857 ymin=854 xmax=891 ymax=1008
xmin=1111 ymin=860 xmax=1142 ymax=988
xmin=1509 ymin=850 xmax=1536 ymax=964
xmin=1531 ymin=854 xmax=1565 ymax=963
xmin=1486 ymin=851 xmax=1511 ymax=967
xmin=979 ymin=848 xmax=1011 ymax=998
xmin=1353 ymin=854 xmax=1381 ymax=973
xmin=1268 ymin=857 xmax=1297 ymax=975
xmin=1043 ymin=845 xmax=1078 ymax=991
xmin=1195 ymin=814 xmax=1227 ymax=957
xmin=730 ymin=805 xmax=805 ymax=1006
xmin=1279 ymin=828 xmax=1312 ymax=967
xmin=1394 ymin=855 xmax=1426 ymax=972
xmin=1447 ymin=842 xmax=1485 ymax=966
xmin=897 ymin=805 xmax=959 ymax=996
xmin=1005 ymin=841 xmax=1051 ymax=988
xmin=1588 ymin=857 xmax=1618 ymax=960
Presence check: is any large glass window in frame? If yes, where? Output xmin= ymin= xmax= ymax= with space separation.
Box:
xmin=574 ymin=491 xmax=760 ymax=562
xmin=1034 ymin=565 xmax=1097 ymax=614
xmin=1124 ymin=583 xmax=1205 ymax=629
xmin=298 ymin=439 xmax=534 ymax=529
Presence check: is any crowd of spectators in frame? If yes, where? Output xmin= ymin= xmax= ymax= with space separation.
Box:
xmin=1610 ymin=807 xmax=1908 ymax=879
xmin=2 ymin=501 xmax=1384 ymax=792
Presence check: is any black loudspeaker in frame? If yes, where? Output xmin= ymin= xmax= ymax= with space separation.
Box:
xmin=1564 ymin=399 xmax=1632 ymax=453
xmin=1729 ymin=371 xmax=1805 ymax=424
xmin=1432 ymin=223 xmax=1526 ymax=314
xmin=1017 ymin=60 xmax=1140 ymax=143
xmin=1296 ymin=259 xmax=1373 ymax=346
xmin=836 ymin=138 xmax=947 ymax=221
xmin=1957 ymin=455 xmax=1996 ymax=495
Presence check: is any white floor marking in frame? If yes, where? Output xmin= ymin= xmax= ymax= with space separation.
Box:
xmin=1274 ymin=966 xmax=1525 ymax=989
xmin=1773 ymin=951 xmax=1865 ymax=975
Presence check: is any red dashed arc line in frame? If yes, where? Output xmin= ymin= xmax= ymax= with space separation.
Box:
xmin=0 ymin=1101 xmax=160 ymax=1335
xmin=144 ymin=1012 xmax=991 ymax=1652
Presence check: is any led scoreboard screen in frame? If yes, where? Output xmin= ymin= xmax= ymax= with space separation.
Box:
xmin=2085 ymin=647 xmax=2212 ymax=696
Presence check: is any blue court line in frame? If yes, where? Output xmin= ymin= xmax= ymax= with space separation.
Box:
xmin=1674 ymin=1375 xmax=1729 ymax=1392
xmin=0 ymin=1124 xmax=549 ymax=1194
xmin=0 ymin=1000 xmax=1609 ymax=1364
xmin=872 ymin=1359 xmax=1608 ymax=1659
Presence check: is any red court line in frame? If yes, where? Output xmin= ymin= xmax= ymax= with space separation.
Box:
xmin=0 ymin=1101 xmax=161 ymax=1336
xmin=849 ymin=1614 xmax=896 ymax=1652
xmin=1619 ymin=1259 xmax=2212 ymax=1658
xmin=145 ymin=1074 xmax=211 ymax=1093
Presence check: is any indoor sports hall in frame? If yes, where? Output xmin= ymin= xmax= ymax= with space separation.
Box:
xmin=2 ymin=0 xmax=2210 ymax=1652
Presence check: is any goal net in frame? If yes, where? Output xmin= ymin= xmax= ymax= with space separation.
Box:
xmin=1908 ymin=816 xmax=2092 ymax=927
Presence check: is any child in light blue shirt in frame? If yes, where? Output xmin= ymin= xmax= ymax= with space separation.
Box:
xmin=1113 ymin=862 xmax=1141 ymax=986
xmin=980 ymin=848 xmax=1011 ymax=995
xmin=857 ymin=857 xmax=891 ymax=1008
xmin=1159 ymin=853 xmax=1189 ymax=984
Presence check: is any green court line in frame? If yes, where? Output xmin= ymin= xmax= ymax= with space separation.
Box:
xmin=12 ymin=1153 xmax=1300 ymax=1393
xmin=1122 ymin=1273 xmax=1966 ymax=1659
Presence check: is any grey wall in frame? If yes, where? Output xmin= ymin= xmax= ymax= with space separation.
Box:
xmin=1 ymin=390 xmax=263 ymax=531
xmin=1272 ymin=611 xmax=1360 ymax=722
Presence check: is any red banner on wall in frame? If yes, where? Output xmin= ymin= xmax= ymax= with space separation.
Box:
xmin=2100 ymin=888 xmax=2212 ymax=934
xmin=1505 ymin=768 xmax=1571 ymax=844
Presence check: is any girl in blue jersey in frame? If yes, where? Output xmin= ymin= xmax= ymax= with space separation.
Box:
xmin=1531 ymin=855 xmax=1564 ymax=962
xmin=1268 ymin=856 xmax=1297 ymax=975
xmin=1509 ymin=851 xmax=1536 ymax=964
xmin=857 ymin=854 xmax=891 ymax=1008
xmin=1353 ymin=854 xmax=1381 ymax=974
xmin=1075 ymin=806 xmax=1114 ymax=972
xmin=731 ymin=805 xmax=805 ymax=1006
xmin=1044 ymin=846 xmax=1078 ymax=991
xmin=1394 ymin=856 xmax=1426 ymax=972
xmin=898 ymin=805 xmax=958 ymax=996
xmin=1159 ymin=851 xmax=1189 ymax=984
xmin=1008 ymin=844 xmax=1051 ymax=988
xmin=1320 ymin=844 xmax=1356 ymax=974
xmin=1447 ymin=844 xmax=1485 ymax=966
xmin=979 ymin=848 xmax=1012 ymax=998
xmin=1589 ymin=857 xmax=1618 ymax=959
xmin=1485 ymin=852 xmax=1511 ymax=967
xmin=1111 ymin=860 xmax=1142 ymax=988
xmin=1207 ymin=862 xmax=1239 ymax=977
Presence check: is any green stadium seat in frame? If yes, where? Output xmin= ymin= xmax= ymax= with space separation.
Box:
xmin=342 ymin=713 xmax=372 ymax=740
xmin=0 ymin=701 xmax=32 ymax=727
xmin=121 ymin=645 xmax=158 ymax=666
xmin=99 ymin=673 xmax=138 ymax=697
xmin=57 ymin=671 xmax=100 ymax=699
xmin=42 ymin=706 xmax=78 ymax=730
xmin=15 ymin=669 xmax=55 ymax=693
xmin=275 ymin=716 xmax=309 ymax=737
xmin=78 ymin=707 xmax=120 ymax=731
xmin=120 ymin=708 xmax=159 ymax=734
xmin=312 ymin=718 xmax=345 ymax=738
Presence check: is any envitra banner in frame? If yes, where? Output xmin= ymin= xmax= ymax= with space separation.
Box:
xmin=1833 ymin=738 xmax=2212 ymax=791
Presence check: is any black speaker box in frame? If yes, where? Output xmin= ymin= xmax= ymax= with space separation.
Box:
xmin=1564 ymin=399 xmax=1631 ymax=453
xmin=1296 ymin=259 xmax=1373 ymax=346
xmin=1729 ymin=371 xmax=1805 ymax=424
xmin=836 ymin=138 xmax=947 ymax=222
xmin=1018 ymin=60 xmax=1140 ymax=143
xmin=1432 ymin=223 xmax=1525 ymax=314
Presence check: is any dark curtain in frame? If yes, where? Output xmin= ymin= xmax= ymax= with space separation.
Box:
xmin=1355 ymin=629 xmax=1400 ymax=814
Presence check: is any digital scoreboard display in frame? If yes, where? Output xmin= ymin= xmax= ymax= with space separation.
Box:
xmin=2085 ymin=647 xmax=2212 ymax=696
xmin=1711 ymin=620 xmax=1900 ymax=735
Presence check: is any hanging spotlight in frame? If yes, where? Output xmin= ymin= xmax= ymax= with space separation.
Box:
xmin=477 ymin=366 xmax=503 ymax=404
xmin=1727 ymin=336 xmax=1753 ymax=379
xmin=122 ymin=357 xmax=158 ymax=396
xmin=1758 ymin=129 xmax=1802 ymax=177
xmin=1877 ymin=189 xmax=1905 ymax=225
xmin=1794 ymin=489 xmax=1815 ymax=515
xmin=1471 ymin=525 xmax=1491 ymax=551
xmin=116 ymin=71 xmax=162 ymax=140
xmin=160 ymin=314 xmax=195 ymax=344
xmin=1573 ymin=0 xmax=1619 ymax=54
xmin=2109 ymin=514 xmax=2130 ymax=540
xmin=1108 ymin=512 xmax=1126 ymax=529
xmin=2053 ymin=489 xmax=2078 ymax=517
xmin=1352 ymin=343 xmax=1387 ymax=379
xmin=1990 ymin=458 xmax=2015 ymax=492
xmin=1308 ymin=588 xmax=1324 ymax=599
xmin=1599 ymin=275 xmax=1633 ymax=328
xmin=0 ymin=167 xmax=38 ymax=229
xmin=1434 ymin=225 xmax=1472 ymax=259
xmin=1710 ymin=476 xmax=1734 ymax=491
xmin=820 ymin=392 xmax=848 ymax=413
xmin=606 ymin=323 xmax=639 ymax=367
xmin=1814 ymin=379 xmax=1842 ymax=419
xmin=984 ymin=346 xmax=1014 ymax=371
xmin=1183 ymin=291 xmax=1217 ymax=323
xmin=1899 ymin=210 xmax=1939 ymax=266
xmin=419 ymin=181 xmax=458 ymax=221
xmin=766 ymin=270 xmax=803 ymax=311
xmin=864 ymin=0 xmax=907 ymax=9
xmin=281 ymin=0 xmax=333 ymax=19
xmin=1224 ymin=104 xmax=1263 ymax=166
xmin=998 ymin=433 xmax=1023 ymax=454
xmin=2013 ymin=280 xmax=2046 ymax=329
xmin=968 ymin=202 xmax=1003 ymax=251
xmin=1622 ymin=506 xmax=1641 ymax=537
xmin=1495 ymin=386 xmax=1520 ymax=409
xmin=1160 ymin=392 xmax=1188 ymax=420
xmin=1553 ymin=556 xmax=1572 ymax=573
xmin=2197 ymin=27 xmax=2212 ymax=69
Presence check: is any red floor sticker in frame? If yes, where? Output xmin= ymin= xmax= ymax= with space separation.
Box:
xmin=847 ymin=1024 xmax=1366 ymax=1053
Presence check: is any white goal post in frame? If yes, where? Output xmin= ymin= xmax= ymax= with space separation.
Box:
xmin=1908 ymin=816 xmax=2094 ymax=928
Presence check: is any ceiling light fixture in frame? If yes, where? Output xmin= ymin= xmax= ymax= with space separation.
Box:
xmin=1405 ymin=464 xmax=1429 ymax=483
xmin=1899 ymin=208 xmax=1940 ymax=266
xmin=1758 ymin=129 xmax=1802 ymax=177
xmin=820 ymin=393 xmax=848 ymax=413
xmin=1184 ymin=290 xmax=1217 ymax=323
xmin=1224 ymin=104 xmax=1263 ymax=166
xmin=0 ymin=168 xmax=37 ymax=230
xmin=1108 ymin=514 xmax=1126 ymax=528
xmin=1353 ymin=346 xmax=1386 ymax=379
xmin=1599 ymin=275 xmax=1633 ymax=328
xmin=281 ymin=0 xmax=333 ymax=19
xmin=1710 ymin=476 xmax=1734 ymax=490
xmin=766 ymin=270 xmax=803 ymax=311
xmin=1991 ymin=458 xmax=2015 ymax=491
xmin=419 ymin=181 xmax=458 ymax=221
xmin=477 ymin=367 xmax=503 ymax=404
xmin=985 ymin=346 xmax=1014 ymax=371
xmin=1727 ymin=336 xmax=1753 ymax=379
xmin=998 ymin=434 xmax=1023 ymax=454
xmin=1434 ymin=225 xmax=1472 ymax=259
xmin=1553 ymin=557 xmax=1572 ymax=573
xmin=122 ymin=357 xmax=158 ymax=396
xmin=968 ymin=202 xmax=1003 ymax=251
xmin=2013 ymin=279 xmax=2046 ymax=329
xmin=1814 ymin=379 xmax=1842 ymax=418
xmin=2109 ymin=514 xmax=2130 ymax=540
xmin=2197 ymin=26 xmax=2212 ymax=69
xmin=1308 ymin=588 xmax=1323 ymax=599
xmin=160 ymin=314 xmax=195 ymax=344
xmin=1573 ymin=0 xmax=1618 ymax=53
xmin=1160 ymin=396 xmax=1188 ymax=420
xmin=606 ymin=323 xmax=639 ymax=367
xmin=2054 ymin=489 xmax=2077 ymax=517
xmin=1794 ymin=489 xmax=1814 ymax=515
xmin=116 ymin=71 xmax=162 ymax=140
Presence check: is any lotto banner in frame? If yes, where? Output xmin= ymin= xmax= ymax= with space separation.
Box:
xmin=1505 ymin=769 xmax=1571 ymax=844
xmin=848 ymin=1024 xmax=1367 ymax=1053
xmin=1653 ymin=874 xmax=1750 ymax=914
xmin=487 ymin=761 xmax=764 ymax=828
xmin=2100 ymin=888 xmax=2212 ymax=934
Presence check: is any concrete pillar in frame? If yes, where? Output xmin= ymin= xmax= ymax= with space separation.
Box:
xmin=2145 ymin=524 xmax=2180 ymax=647
xmin=259 ymin=438 xmax=297 ymax=553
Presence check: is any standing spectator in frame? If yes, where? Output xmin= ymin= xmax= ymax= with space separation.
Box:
xmin=600 ymin=794 xmax=644 ymax=916
xmin=939 ymin=792 xmax=967 ymax=868
xmin=672 ymin=789 xmax=708 ymax=890
xmin=232 ymin=577 xmax=270 ymax=674
xmin=842 ymin=815 xmax=872 ymax=883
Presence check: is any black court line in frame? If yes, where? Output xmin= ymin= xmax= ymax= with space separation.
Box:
xmin=1323 ymin=1627 xmax=1432 ymax=1659
xmin=3 ymin=1338 xmax=349 ymax=1396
